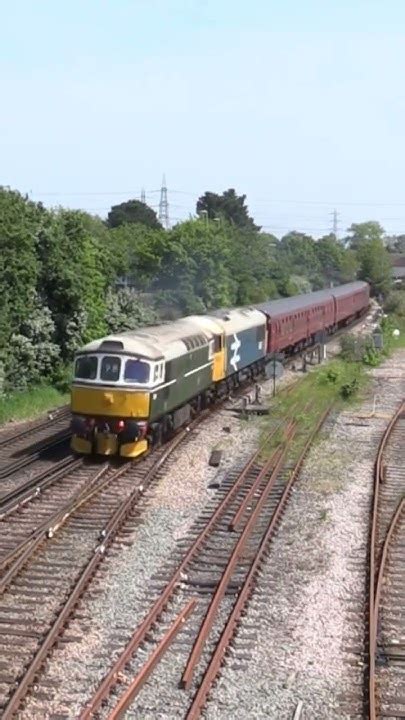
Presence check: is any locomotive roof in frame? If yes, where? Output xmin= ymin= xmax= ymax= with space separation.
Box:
xmin=208 ymin=307 xmax=266 ymax=333
xmin=254 ymin=282 xmax=368 ymax=317
xmin=77 ymin=317 xmax=212 ymax=361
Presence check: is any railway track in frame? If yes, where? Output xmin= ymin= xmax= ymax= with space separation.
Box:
xmin=0 ymin=404 xmax=70 ymax=448
xmin=78 ymin=401 xmax=331 ymax=719
xmin=368 ymin=399 xmax=405 ymax=719
xmin=0 ymin=421 xmax=202 ymax=718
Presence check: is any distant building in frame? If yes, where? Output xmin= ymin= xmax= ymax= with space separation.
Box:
xmin=390 ymin=254 xmax=405 ymax=285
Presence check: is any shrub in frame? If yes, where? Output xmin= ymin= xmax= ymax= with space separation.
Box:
xmin=5 ymin=299 xmax=60 ymax=391
xmin=105 ymin=289 xmax=158 ymax=334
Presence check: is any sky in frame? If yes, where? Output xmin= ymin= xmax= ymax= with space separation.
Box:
xmin=2 ymin=0 xmax=405 ymax=238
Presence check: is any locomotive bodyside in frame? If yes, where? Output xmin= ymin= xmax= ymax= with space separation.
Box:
xmin=70 ymin=309 xmax=267 ymax=457
xmin=210 ymin=307 xmax=267 ymax=376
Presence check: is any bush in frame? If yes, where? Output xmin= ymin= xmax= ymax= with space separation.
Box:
xmin=384 ymin=290 xmax=405 ymax=317
xmin=105 ymin=289 xmax=158 ymax=334
xmin=340 ymin=377 xmax=360 ymax=399
xmin=317 ymin=360 xmax=364 ymax=402
xmin=5 ymin=299 xmax=60 ymax=391
xmin=340 ymin=333 xmax=381 ymax=366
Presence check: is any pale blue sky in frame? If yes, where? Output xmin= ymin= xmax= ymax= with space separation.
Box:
xmin=2 ymin=0 xmax=405 ymax=237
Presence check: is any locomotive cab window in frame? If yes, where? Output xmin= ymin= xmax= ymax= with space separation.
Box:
xmin=213 ymin=334 xmax=222 ymax=352
xmin=75 ymin=355 xmax=98 ymax=380
xmin=124 ymin=359 xmax=150 ymax=384
xmin=101 ymin=356 xmax=121 ymax=382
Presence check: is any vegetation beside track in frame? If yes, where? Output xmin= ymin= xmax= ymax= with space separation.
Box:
xmin=258 ymin=305 xmax=405 ymax=457
xmin=0 ymin=385 xmax=68 ymax=426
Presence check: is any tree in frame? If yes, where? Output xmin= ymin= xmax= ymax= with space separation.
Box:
xmin=104 ymin=288 xmax=158 ymax=333
xmin=345 ymin=221 xmax=385 ymax=250
xmin=107 ymin=200 xmax=162 ymax=229
xmin=155 ymin=219 xmax=237 ymax=313
xmin=357 ymin=238 xmax=392 ymax=296
xmin=108 ymin=224 xmax=166 ymax=291
xmin=196 ymin=189 xmax=260 ymax=232
xmin=37 ymin=210 xmax=108 ymax=359
xmin=228 ymin=229 xmax=279 ymax=303
xmin=0 ymin=188 xmax=42 ymax=336
xmin=6 ymin=296 xmax=60 ymax=391
xmin=277 ymin=232 xmax=321 ymax=285
xmin=385 ymin=234 xmax=405 ymax=253
xmin=316 ymin=234 xmax=358 ymax=285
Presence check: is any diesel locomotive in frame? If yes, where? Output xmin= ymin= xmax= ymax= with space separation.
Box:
xmin=70 ymin=281 xmax=370 ymax=457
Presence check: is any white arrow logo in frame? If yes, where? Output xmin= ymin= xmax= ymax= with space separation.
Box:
xmin=230 ymin=334 xmax=241 ymax=371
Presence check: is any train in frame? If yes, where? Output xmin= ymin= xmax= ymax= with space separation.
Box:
xmin=70 ymin=281 xmax=370 ymax=457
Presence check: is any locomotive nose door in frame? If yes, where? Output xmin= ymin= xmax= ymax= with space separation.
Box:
xmin=211 ymin=333 xmax=226 ymax=381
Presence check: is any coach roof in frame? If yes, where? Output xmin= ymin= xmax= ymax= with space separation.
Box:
xmin=255 ymin=281 xmax=368 ymax=317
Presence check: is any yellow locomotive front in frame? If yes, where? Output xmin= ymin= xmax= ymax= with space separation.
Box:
xmin=70 ymin=347 xmax=153 ymax=458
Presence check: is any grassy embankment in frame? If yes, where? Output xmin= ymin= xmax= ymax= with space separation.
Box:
xmin=0 ymin=386 xmax=69 ymax=426
xmin=258 ymin=312 xmax=405 ymax=455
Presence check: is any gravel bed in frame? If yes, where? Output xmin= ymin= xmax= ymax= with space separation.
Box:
xmin=203 ymin=349 xmax=405 ymax=720
xmin=19 ymin=388 xmax=275 ymax=719
xmin=18 ymin=307 xmax=396 ymax=719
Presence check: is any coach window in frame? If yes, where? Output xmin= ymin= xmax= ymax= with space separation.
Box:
xmin=75 ymin=355 xmax=98 ymax=380
xmin=101 ymin=356 xmax=121 ymax=382
xmin=124 ymin=359 xmax=150 ymax=384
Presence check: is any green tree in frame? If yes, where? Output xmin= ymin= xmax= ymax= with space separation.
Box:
xmin=105 ymin=289 xmax=158 ymax=333
xmin=37 ymin=210 xmax=108 ymax=358
xmin=0 ymin=188 xmax=42 ymax=337
xmin=155 ymin=219 xmax=236 ymax=313
xmin=108 ymin=224 xmax=166 ymax=291
xmin=345 ymin=221 xmax=385 ymax=250
xmin=6 ymin=295 xmax=60 ymax=390
xmin=196 ymin=189 xmax=260 ymax=232
xmin=357 ymin=238 xmax=392 ymax=296
xmin=277 ymin=232 xmax=321 ymax=286
xmin=385 ymin=234 xmax=405 ymax=253
xmin=228 ymin=229 xmax=279 ymax=303
xmin=107 ymin=200 xmax=162 ymax=229
xmin=316 ymin=234 xmax=358 ymax=285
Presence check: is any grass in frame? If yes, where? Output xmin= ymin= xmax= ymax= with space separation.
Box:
xmin=0 ymin=385 xmax=69 ymax=426
xmin=386 ymin=314 xmax=405 ymax=350
xmin=256 ymin=358 xmax=369 ymax=462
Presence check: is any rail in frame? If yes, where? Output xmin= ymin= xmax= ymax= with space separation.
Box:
xmin=368 ymin=398 xmax=405 ymax=720
xmin=80 ymin=403 xmax=331 ymax=718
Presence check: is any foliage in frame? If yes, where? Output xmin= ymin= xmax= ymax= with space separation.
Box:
xmin=196 ymin=189 xmax=260 ymax=232
xmin=316 ymin=234 xmax=358 ymax=284
xmin=277 ymin=232 xmax=321 ymax=281
xmin=107 ymin=200 xmax=162 ymax=229
xmin=154 ymin=219 xmax=236 ymax=314
xmin=356 ymin=238 xmax=392 ymax=296
xmin=340 ymin=333 xmax=381 ymax=367
xmin=0 ymin=188 xmax=42 ymax=353
xmin=0 ymin=385 xmax=68 ymax=425
xmin=316 ymin=360 xmax=365 ymax=401
xmin=37 ymin=209 xmax=108 ymax=359
xmin=0 ymin=182 xmax=403 ymax=412
xmin=385 ymin=234 xmax=405 ymax=253
xmin=5 ymin=297 xmax=61 ymax=391
xmin=345 ymin=221 xmax=385 ymax=250
xmin=105 ymin=289 xmax=158 ymax=333
xmin=108 ymin=224 xmax=165 ymax=290
xmin=384 ymin=290 xmax=405 ymax=316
